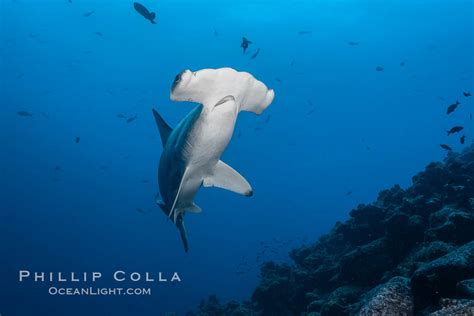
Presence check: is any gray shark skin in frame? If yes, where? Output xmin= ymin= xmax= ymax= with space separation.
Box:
xmin=153 ymin=68 xmax=275 ymax=252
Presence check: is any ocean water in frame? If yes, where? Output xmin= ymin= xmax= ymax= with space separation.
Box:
xmin=0 ymin=0 xmax=472 ymax=315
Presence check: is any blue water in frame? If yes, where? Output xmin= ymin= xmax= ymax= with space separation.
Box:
xmin=1 ymin=0 xmax=472 ymax=314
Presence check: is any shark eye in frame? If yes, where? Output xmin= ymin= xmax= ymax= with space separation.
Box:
xmin=171 ymin=71 xmax=184 ymax=91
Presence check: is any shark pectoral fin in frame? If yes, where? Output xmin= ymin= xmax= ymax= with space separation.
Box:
xmin=186 ymin=203 xmax=202 ymax=213
xmin=152 ymin=109 xmax=172 ymax=147
xmin=203 ymin=160 xmax=253 ymax=196
xmin=212 ymin=95 xmax=235 ymax=111
xmin=169 ymin=167 xmax=189 ymax=222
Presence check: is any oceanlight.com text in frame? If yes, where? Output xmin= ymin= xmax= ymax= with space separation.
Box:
xmin=48 ymin=287 xmax=152 ymax=296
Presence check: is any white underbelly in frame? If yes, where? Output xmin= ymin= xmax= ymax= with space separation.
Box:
xmin=178 ymin=105 xmax=238 ymax=206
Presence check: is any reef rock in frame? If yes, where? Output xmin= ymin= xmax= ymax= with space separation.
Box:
xmin=411 ymin=241 xmax=474 ymax=309
xmin=457 ymin=279 xmax=474 ymax=299
xmin=192 ymin=145 xmax=474 ymax=315
xmin=358 ymin=277 xmax=413 ymax=316
xmin=428 ymin=298 xmax=474 ymax=316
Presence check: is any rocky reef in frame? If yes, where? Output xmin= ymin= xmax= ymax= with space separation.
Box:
xmin=189 ymin=145 xmax=474 ymax=316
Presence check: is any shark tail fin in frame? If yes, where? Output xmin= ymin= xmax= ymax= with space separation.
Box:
xmin=149 ymin=12 xmax=156 ymax=23
xmin=176 ymin=215 xmax=189 ymax=252
xmin=152 ymin=109 xmax=172 ymax=147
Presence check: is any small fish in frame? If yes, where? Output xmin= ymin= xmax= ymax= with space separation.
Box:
xmin=298 ymin=30 xmax=312 ymax=35
xmin=241 ymin=37 xmax=252 ymax=53
xmin=126 ymin=115 xmax=137 ymax=123
xmin=265 ymin=115 xmax=271 ymax=123
xmin=447 ymin=126 xmax=463 ymax=135
xmin=213 ymin=27 xmax=218 ymax=37
xmin=254 ymin=127 xmax=262 ymax=132
xmin=460 ymin=135 xmax=466 ymax=144
xmin=400 ymin=61 xmax=406 ymax=67
xmin=140 ymin=179 xmax=150 ymax=183
xmin=446 ymin=101 xmax=460 ymax=114
xmin=345 ymin=191 xmax=353 ymax=196
xmin=471 ymin=113 xmax=473 ymax=120
xmin=440 ymin=144 xmax=452 ymax=151
xmin=75 ymin=137 xmax=80 ymax=143
xmin=464 ymin=91 xmax=471 ymax=97
xmin=93 ymin=31 xmax=103 ymax=37
xmin=366 ymin=145 xmax=371 ymax=151
xmin=307 ymin=108 xmax=315 ymax=115
xmin=133 ymin=2 xmax=156 ymax=24
xmin=28 ymin=32 xmax=39 ymax=39
xmin=54 ymin=165 xmax=62 ymax=171
xmin=348 ymin=41 xmax=359 ymax=46
xmin=116 ymin=113 xmax=126 ymax=118
xmin=274 ymin=78 xmax=282 ymax=83
xmin=251 ymin=48 xmax=260 ymax=59
xmin=375 ymin=66 xmax=384 ymax=72
xmin=290 ymin=60 xmax=295 ymax=67
xmin=17 ymin=111 xmax=33 ymax=117
xmin=83 ymin=11 xmax=94 ymax=17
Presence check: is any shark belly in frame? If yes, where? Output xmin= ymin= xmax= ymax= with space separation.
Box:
xmin=158 ymin=102 xmax=238 ymax=215
xmin=174 ymin=103 xmax=239 ymax=210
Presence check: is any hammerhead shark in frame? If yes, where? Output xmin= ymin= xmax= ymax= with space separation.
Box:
xmin=152 ymin=68 xmax=275 ymax=252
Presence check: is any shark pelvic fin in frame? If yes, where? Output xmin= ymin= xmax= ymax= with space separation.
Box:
xmin=186 ymin=203 xmax=202 ymax=213
xmin=152 ymin=109 xmax=172 ymax=147
xmin=203 ymin=160 xmax=253 ymax=196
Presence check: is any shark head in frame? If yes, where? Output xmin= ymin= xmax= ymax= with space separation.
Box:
xmin=170 ymin=67 xmax=275 ymax=115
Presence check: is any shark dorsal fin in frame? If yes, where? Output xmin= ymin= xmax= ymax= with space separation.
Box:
xmin=152 ymin=109 xmax=172 ymax=147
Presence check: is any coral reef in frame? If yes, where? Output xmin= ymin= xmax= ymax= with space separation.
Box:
xmin=190 ymin=145 xmax=474 ymax=315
